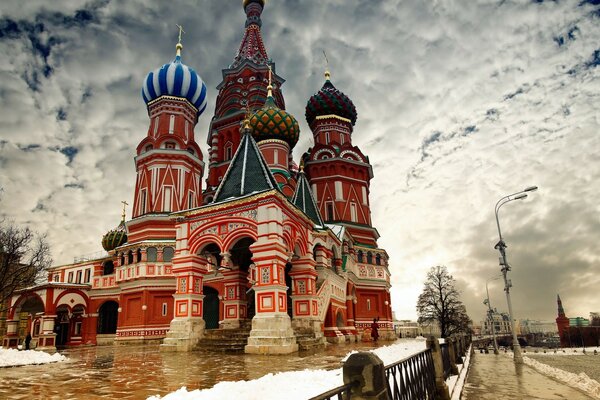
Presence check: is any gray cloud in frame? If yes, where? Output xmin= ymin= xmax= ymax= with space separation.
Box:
xmin=0 ymin=0 xmax=599 ymax=324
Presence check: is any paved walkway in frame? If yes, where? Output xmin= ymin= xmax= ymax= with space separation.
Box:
xmin=461 ymin=350 xmax=594 ymax=399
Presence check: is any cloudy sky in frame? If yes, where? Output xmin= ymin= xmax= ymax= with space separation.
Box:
xmin=1 ymin=0 xmax=599 ymax=324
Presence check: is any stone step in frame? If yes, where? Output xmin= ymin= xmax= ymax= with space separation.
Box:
xmin=195 ymin=327 xmax=251 ymax=353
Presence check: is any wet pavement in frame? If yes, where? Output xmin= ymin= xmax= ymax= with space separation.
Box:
xmin=0 ymin=340 xmax=388 ymax=399
xmin=462 ymin=350 xmax=594 ymax=399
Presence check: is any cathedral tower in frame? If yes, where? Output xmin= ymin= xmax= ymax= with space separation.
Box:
xmin=204 ymin=0 xmax=289 ymax=202
xmin=303 ymin=71 xmax=378 ymax=246
xmin=128 ymin=35 xmax=208 ymax=242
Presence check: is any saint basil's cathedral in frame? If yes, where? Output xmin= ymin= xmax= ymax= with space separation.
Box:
xmin=2 ymin=0 xmax=395 ymax=353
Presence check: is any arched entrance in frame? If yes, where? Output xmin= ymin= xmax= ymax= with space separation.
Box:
xmin=55 ymin=305 xmax=70 ymax=347
xmin=203 ymin=286 xmax=220 ymax=329
xmin=97 ymin=301 xmax=118 ymax=334
xmin=285 ymin=262 xmax=293 ymax=318
xmin=230 ymin=237 xmax=255 ymax=320
xmin=16 ymin=295 xmax=45 ymax=345
xmin=336 ymin=310 xmax=345 ymax=328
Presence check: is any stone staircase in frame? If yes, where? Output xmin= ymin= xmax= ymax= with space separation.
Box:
xmin=195 ymin=321 xmax=252 ymax=353
xmin=294 ymin=326 xmax=326 ymax=352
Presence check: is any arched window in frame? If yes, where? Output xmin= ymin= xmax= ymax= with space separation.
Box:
xmin=120 ymin=254 xmax=125 ymax=266
xmin=147 ymin=247 xmax=157 ymax=262
xmin=225 ymin=143 xmax=233 ymax=161
xmin=145 ymin=145 xmax=153 ymax=153
xmin=127 ymin=251 xmax=133 ymax=265
xmin=136 ymin=248 xmax=142 ymax=263
xmin=163 ymin=247 xmax=174 ymax=262
xmin=375 ymin=254 xmax=381 ymax=266
xmin=357 ymin=250 xmax=364 ymax=263
xmin=367 ymin=252 xmax=373 ymax=265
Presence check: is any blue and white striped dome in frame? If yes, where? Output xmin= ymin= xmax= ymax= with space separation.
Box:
xmin=142 ymin=54 xmax=208 ymax=115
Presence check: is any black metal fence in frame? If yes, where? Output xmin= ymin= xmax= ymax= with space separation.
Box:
xmin=310 ymin=335 xmax=471 ymax=400
xmin=308 ymin=382 xmax=355 ymax=400
xmin=385 ymin=349 xmax=437 ymax=400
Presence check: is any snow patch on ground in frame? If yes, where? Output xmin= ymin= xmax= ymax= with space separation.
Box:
xmin=148 ymin=341 xmax=427 ymax=400
xmin=523 ymin=356 xmax=600 ymax=399
xmin=0 ymin=348 xmax=67 ymax=367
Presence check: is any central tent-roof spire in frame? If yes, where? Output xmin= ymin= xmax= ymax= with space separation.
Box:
xmin=232 ymin=0 xmax=269 ymax=68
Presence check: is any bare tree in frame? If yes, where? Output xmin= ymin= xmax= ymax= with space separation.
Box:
xmin=0 ymin=220 xmax=52 ymax=312
xmin=417 ymin=265 xmax=471 ymax=338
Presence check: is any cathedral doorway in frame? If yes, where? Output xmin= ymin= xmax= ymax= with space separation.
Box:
xmin=203 ymin=286 xmax=220 ymax=329
xmin=15 ymin=295 xmax=44 ymax=345
xmin=229 ymin=237 xmax=255 ymax=320
xmin=55 ymin=305 xmax=70 ymax=347
xmin=285 ymin=262 xmax=293 ymax=318
xmin=97 ymin=301 xmax=118 ymax=334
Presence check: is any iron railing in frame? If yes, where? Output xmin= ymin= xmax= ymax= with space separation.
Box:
xmin=440 ymin=343 xmax=452 ymax=380
xmin=385 ymin=348 xmax=437 ymax=400
xmin=308 ymin=382 xmax=355 ymax=400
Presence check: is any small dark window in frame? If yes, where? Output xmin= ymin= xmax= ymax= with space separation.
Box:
xmin=376 ymin=254 xmax=381 ymax=266
xmin=165 ymin=142 xmax=176 ymax=149
xmin=367 ymin=252 xmax=373 ymax=265
xmin=127 ymin=251 xmax=134 ymax=265
xmin=357 ymin=251 xmax=364 ymax=263
xmin=103 ymin=261 xmax=115 ymax=275
xmin=163 ymin=247 xmax=174 ymax=262
xmin=145 ymin=145 xmax=153 ymax=152
xmin=326 ymin=203 xmax=334 ymax=221
xmin=147 ymin=247 xmax=157 ymax=262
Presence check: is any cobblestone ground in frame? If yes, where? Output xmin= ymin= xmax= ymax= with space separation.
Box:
xmin=462 ymin=350 xmax=594 ymax=399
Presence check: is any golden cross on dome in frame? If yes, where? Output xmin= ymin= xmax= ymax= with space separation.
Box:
xmin=323 ymin=50 xmax=331 ymax=80
xmin=175 ymin=24 xmax=185 ymax=56
xmin=176 ymin=24 xmax=185 ymax=44
xmin=121 ymin=200 xmax=129 ymax=222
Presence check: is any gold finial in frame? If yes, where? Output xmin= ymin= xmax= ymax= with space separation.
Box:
xmin=175 ymin=24 xmax=185 ymax=57
xmin=267 ymin=64 xmax=273 ymax=97
xmin=121 ymin=200 xmax=129 ymax=222
xmin=323 ymin=50 xmax=330 ymax=80
xmin=242 ymin=102 xmax=251 ymax=131
xmin=299 ymin=158 xmax=305 ymax=172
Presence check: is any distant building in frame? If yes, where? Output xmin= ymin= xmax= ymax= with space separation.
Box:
xmin=481 ymin=310 xmax=512 ymax=336
xmin=556 ymin=294 xmax=600 ymax=347
xmin=520 ymin=319 xmax=557 ymax=335
xmin=394 ymin=320 xmax=421 ymax=338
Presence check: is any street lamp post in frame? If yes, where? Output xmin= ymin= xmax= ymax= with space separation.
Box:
xmin=484 ymin=276 xmax=501 ymax=354
xmin=494 ymin=185 xmax=538 ymax=365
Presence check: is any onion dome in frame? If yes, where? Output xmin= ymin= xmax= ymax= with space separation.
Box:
xmin=305 ymin=71 xmax=357 ymax=126
xmin=141 ymin=42 xmax=208 ymax=115
xmin=102 ymin=220 xmax=127 ymax=252
xmin=249 ymin=69 xmax=300 ymax=148
xmin=243 ymin=0 xmax=265 ymax=8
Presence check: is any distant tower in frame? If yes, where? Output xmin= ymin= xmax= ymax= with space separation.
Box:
xmin=133 ymin=33 xmax=207 ymax=220
xmin=204 ymin=0 xmax=288 ymax=202
xmin=556 ymin=294 xmax=570 ymax=347
xmin=303 ymin=70 xmax=378 ymax=246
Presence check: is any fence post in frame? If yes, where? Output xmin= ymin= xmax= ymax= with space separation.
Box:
xmin=343 ymin=352 xmax=388 ymax=400
xmin=456 ymin=336 xmax=464 ymax=364
xmin=448 ymin=337 xmax=459 ymax=374
xmin=426 ymin=336 xmax=451 ymax=400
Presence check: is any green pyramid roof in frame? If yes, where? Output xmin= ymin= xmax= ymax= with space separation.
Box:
xmin=291 ymin=169 xmax=324 ymax=227
xmin=213 ymin=129 xmax=279 ymax=203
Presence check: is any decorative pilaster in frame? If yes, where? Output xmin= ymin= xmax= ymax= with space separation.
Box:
xmin=245 ymin=204 xmax=298 ymax=354
xmin=161 ymin=244 xmax=207 ymax=351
